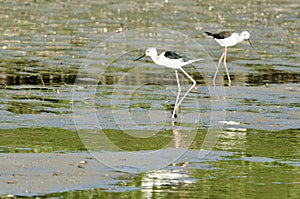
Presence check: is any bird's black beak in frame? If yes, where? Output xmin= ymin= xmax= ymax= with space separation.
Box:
xmin=134 ymin=54 xmax=145 ymax=61
xmin=247 ymin=39 xmax=253 ymax=48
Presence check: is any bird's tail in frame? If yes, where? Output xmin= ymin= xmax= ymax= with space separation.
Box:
xmin=184 ymin=58 xmax=204 ymax=66
xmin=205 ymin=31 xmax=213 ymax=36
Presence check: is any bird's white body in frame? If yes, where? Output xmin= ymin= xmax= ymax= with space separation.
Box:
xmin=145 ymin=48 xmax=202 ymax=69
xmin=214 ymin=31 xmax=251 ymax=47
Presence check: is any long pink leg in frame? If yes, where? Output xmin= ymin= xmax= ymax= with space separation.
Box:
xmin=172 ymin=67 xmax=196 ymax=118
xmin=223 ymin=47 xmax=231 ymax=86
xmin=213 ymin=50 xmax=226 ymax=85
xmin=172 ymin=70 xmax=181 ymax=119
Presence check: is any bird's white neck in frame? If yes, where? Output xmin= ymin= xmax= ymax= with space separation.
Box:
xmin=238 ymin=34 xmax=246 ymax=43
xmin=150 ymin=54 xmax=160 ymax=65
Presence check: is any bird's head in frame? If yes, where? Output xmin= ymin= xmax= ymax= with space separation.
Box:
xmin=241 ymin=31 xmax=250 ymax=40
xmin=134 ymin=48 xmax=158 ymax=61
xmin=145 ymin=48 xmax=157 ymax=57
xmin=240 ymin=31 xmax=253 ymax=48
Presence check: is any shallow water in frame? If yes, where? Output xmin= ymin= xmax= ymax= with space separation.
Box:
xmin=0 ymin=0 xmax=299 ymax=198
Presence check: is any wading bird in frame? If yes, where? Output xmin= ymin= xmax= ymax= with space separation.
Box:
xmin=205 ymin=31 xmax=253 ymax=85
xmin=135 ymin=48 xmax=203 ymax=119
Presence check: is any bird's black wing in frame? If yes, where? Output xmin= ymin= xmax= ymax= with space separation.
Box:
xmin=164 ymin=51 xmax=188 ymax=61
xmin=205 ymin=31 xmax=232 ymax=39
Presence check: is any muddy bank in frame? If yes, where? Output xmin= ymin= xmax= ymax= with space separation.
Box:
xmin=0 ymin=152 xmax=131 ymax=196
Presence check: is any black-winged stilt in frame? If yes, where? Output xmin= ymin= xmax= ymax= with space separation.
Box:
xmin=205 ymin=31 xmax=253 ymax=85
xmin=135 ymin=48 xmax=203 ymax=120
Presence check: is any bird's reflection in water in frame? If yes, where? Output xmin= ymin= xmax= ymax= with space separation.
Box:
xmin=172 ymin=121 xmax=189 ymax=167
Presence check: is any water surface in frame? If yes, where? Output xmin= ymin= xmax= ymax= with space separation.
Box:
xmin=0 ymin=0 xmax=299 ymax=198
